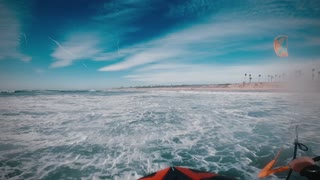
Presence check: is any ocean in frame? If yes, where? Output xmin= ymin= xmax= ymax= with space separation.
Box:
xmin=0 ymin=90 xmax=319 ymax=180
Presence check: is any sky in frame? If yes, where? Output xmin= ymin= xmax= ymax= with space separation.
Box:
xmin=0 ymin=0 xmax=320 ymax=90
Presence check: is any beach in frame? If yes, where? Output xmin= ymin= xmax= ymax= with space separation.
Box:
xmin=128 ymin=82 xmax=320 ymax=93
xmin=129 ymin=82 xmax=286 ymax=92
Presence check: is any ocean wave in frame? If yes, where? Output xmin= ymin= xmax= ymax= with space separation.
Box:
xmin=1 ymin=91 xmax=319 ymax=179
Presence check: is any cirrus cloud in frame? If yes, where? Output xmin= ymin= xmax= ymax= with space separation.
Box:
xmin=0 ymin=3 xmax=31 ymax=62
xmin=49 ymin=35 xmax=101 ymax=68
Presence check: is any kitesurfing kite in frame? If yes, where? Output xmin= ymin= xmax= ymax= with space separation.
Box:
xmin=274 ymin=35 xmax=288 ymax=57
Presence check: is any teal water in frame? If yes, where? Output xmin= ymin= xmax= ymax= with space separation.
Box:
xmin=0 ymin=90 xmax=319 ymax=179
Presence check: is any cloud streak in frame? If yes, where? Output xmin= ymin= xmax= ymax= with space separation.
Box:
xmin=50 ymin=34 xmax=101 ymax=68
xmin=48 ymin=37 xmax=75 ymax=59
xmin=0 ymin=3 xmax=31 ymax=62
xmin=98 ymin=49 xmax=182 ymax=71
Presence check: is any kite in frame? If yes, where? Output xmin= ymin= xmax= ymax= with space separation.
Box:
xmin=274 ymin=35 xmax=288 ymax=57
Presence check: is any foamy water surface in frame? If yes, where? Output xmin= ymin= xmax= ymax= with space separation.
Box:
xmin=0 ymin=90 xmax=319 ymax=180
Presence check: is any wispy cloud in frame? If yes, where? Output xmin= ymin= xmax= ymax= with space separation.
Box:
xmin=21 ymin=33 xmax=27 ymax=46
xmin=92 ymin=0 xmax=152 ymax=40
xmin=49 ymin=34 xmax=101 ymax=68
xmin=93 ymin=47 xmax=144 ymax=61
xmin=99 ymin=49 xmax=182 ymax=71
xmin=34 ymin=68 xmax=45 ymax=74
xmin=98 ymin=16 xmax=320 ymax=72
xmin=49 ymin=0 xmax=155 ymax=68
xmin=93 ymin=0 xmax=153 ymax=21
xmin=48 ymin=37 xmax=75 ymax=58
xmin=0 ymin=3 xmax=31 ymax=62
xmin=166 ymin=0 xmax=221 ymax=18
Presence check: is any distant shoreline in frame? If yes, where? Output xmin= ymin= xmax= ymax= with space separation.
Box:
xmin=125 ymin=82 xmax=320 ymax=93
xmin=126 ymin=82 xmax=284 ymax=92
xmin=2 ymin=82 xmax=318 ymax=93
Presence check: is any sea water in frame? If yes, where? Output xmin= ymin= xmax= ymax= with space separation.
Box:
xmin=0 ymin=90 xmax=319 ymax=180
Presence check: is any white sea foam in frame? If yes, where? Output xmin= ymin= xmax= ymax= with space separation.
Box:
xmin=0 ymin=91 xmax=319 ymax=179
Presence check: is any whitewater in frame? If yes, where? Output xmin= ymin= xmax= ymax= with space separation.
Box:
xmin=0 ymin=90 xmax=319 ymax=180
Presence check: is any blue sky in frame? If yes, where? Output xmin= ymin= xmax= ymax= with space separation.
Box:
xmin=1 ymin=0 xmax=320 ymax=89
